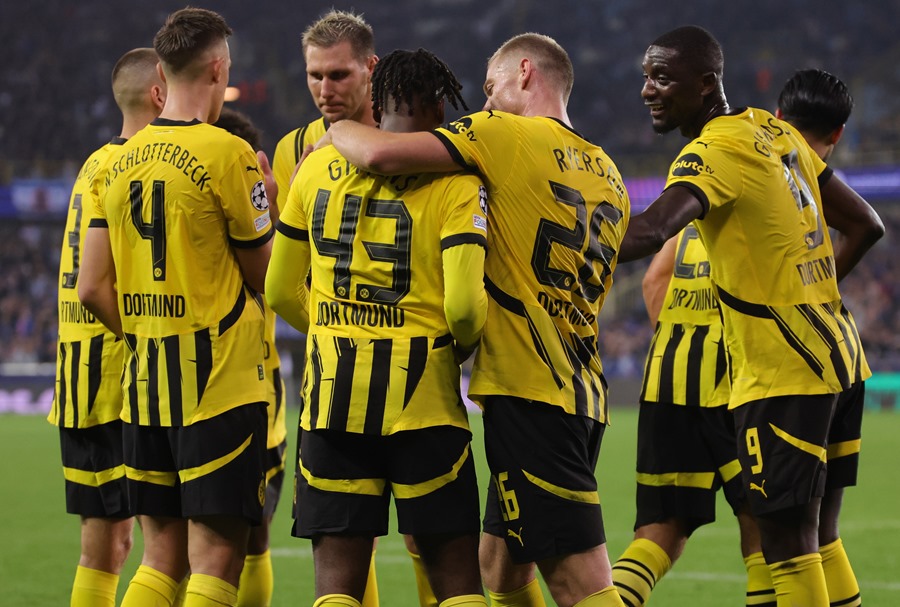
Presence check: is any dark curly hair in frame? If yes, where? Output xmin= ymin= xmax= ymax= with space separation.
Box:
xmin=371 ymin=48 xmax=468 ymax=120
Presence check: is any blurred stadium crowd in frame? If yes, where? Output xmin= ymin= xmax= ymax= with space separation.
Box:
xmin=1 ymin=0 xmax=899 ymax=376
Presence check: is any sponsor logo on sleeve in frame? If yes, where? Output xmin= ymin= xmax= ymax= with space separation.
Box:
xmin=447 ymin=116 xmax=473 ymax=135
xmin=473 ymin=214 xmax=487 ymax=231
xmin=250 ymin=180 xmax=269 ymax=211
xmin=671 ymin=152 xmax=713 ymax=177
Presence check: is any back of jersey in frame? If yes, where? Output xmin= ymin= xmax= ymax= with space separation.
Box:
xmin=435 ymin=111 xmax=631 ymax=421
xmin=281 ymin=146 xmax=487 ymax=434
xmin=51 ymin=141 xmax=125 ymax=429
xmin=90 ymin=119 xmax=273 ymax=426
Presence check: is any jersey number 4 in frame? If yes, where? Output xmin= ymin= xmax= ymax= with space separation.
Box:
xmin=129 ymin=180 xmax=168 ymax=281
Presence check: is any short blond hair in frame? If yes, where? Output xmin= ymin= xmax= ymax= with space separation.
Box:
xmin=301 ymin=10 xmax=374 ymax=61
xmin=491 ymin=33 xmax=574 ymax=100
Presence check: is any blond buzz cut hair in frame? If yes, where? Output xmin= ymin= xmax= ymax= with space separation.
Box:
xmin=302 ymin=9 xmax=374 ymax=61
xmin=491 ymin=33 xmax=574 ymax=101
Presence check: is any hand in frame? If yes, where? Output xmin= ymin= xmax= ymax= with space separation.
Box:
xmin=289 ymin=144 xmax=315 ymax=188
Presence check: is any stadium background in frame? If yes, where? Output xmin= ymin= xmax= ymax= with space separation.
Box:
xmin=2 ymin=0 xmax=898 ymax=413
xmin=0 ymin=1 xmax=899 ymax=605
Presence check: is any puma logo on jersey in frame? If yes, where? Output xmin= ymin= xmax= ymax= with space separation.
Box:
xmin=246 ymin=165 xmax=261 ymax=174
xmin=749 ymin=480 xmax=767 ymax=498
xmin=507 ymin=527 xmax=524 ymax=547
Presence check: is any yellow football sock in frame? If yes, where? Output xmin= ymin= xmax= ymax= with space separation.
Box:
xmin=121 ymin=565 xmax=180 ymax=607
xmin=487 ymin=579 xmax=546 ymax=607
xmin=744 ymin=551 xmax=775 ymax=606
xmin=820 ymin=539 xmax=861 ymax=607
xmin=71 ymin=565 xmax=118 ymax=607
xmin=184 ymin=573 xmax=238 ymax=607
xmin=439 ymin=595 xmax=489 ymax=607
xmin=573 ymin=586 xmax=626 ymax=607
xmin=407 ymin=550 xmax=438 ymax=607
xmin=361 ymin=551 xmax=379 ymax=607
xmin=237 ymin=550 xmax=274 ymax=607
xmin=313 ymin=595 xmax=362 ymax=607
xmin=611 ymin=538 xmax=672 ymax=607
xmin=769 ymin=553 xmax=828 ymax=607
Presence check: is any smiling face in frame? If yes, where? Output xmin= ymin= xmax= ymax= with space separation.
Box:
xmin=305 ymin=40 xmax=374 ymax=124
xmin=641 ymin=44 xmax=707 ymax=137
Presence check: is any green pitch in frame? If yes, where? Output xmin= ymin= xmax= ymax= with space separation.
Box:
xmin=2 ymin=407 xmax=898 ymax=606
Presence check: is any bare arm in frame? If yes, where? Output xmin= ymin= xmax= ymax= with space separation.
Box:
xmin=323 ymin=120 xmax=459 ymax=175
xmin=234 ymin=236 xmax=272 ymax=293
xmin=819 ymin=174 xmax=885 ymax=282
xmin=619 ymin=185 xmax=705 ymax=262
xmin=442 ymin=244 xmax=487 ymax=362
xmin=78 ymin=227 xmax=122 ymax=337
xmin=265 ymin=233 xmax=311 ymax=334
xmin=642 ymin=234 xmax=678 ymax=326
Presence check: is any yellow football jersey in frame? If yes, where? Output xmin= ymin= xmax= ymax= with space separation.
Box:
xmin=263 ymin=301 xmax=287 ymax=447
xmin=272 ymin=117 xmax=328 ymax=211
xmin=641 ymin=225 xmax=729 ymax=408
xmin=89 ymin=118 xmax=273 ymax=426
xmin=50 ymin=140 xmax=127 ymax=428
xmin=278 ymin=145 xmax=488 ymax=434
xmin=663 ymin=108 xmax=869 ymax=407
xmin=434 ymin=111 xmax=630 ymax=422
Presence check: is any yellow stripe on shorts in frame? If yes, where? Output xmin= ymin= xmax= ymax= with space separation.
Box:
xmin=63 ymin=464 xmax=126 ymax=487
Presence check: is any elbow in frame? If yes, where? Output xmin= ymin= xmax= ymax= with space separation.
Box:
xmin=445 ymin=300 xmax=487 ymax=348
xmin=78 ymin=282 xmax=100 ymax=314
xmin=360 ymin=148 xmax=400 ymax=175
xmin=865 ymin=215 xmax=886 ymax=246
xmin=264 ymin=280 xmax=287 ymax=317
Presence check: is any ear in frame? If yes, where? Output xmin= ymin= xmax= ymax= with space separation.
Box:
xmin=830 ymin=124 xmax=845 ymax=146
xmin=150 ymin=85 xmax=166 ymax=111
xmin=211 ymin=57 xmax=225 ymax=84
xmin=775 ymin=107 xmax=784 ymax=119
xmin=519 ymin=57 xmax=533 ymax=89
xmin=436 ymin=99 xmax=445 ymax=125
xmin=699 ymin=71 xmax=719 ymax=96
xmin=367 ymin=54 xmax=378 ymax=75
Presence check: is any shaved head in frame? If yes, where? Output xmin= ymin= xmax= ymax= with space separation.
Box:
xmin=651 ymin=25 xmax=724 ymax=78
xmin=111 ymin=47 xmax=164 ymax=113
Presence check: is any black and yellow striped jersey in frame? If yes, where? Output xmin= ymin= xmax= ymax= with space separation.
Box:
xmin=50 ymin=139 xmax=126 ymax=428
xmin=88 ymin=118 xmax=273 ymax=426
xmin=277 ymin=144 xmax=487 ymax=434
xmin=664 ymin=108 xmax=869 ymax=407
xmin=434 ymin=111 xmax=630 ymax=422
xmin=272 ymin=117 xmax=328 ymax=211
xmin=640 ymin=225 xmax=729 ymax=408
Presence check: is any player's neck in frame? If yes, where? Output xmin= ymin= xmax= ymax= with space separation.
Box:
xmin=158 ymin=86 xmax=218 ymax=124
xmin=685 ymin=98 xmax=731 ymax=139
xmin=524 ymin=97 xmax=572 ymax=127
xmin=120 ymin=111 xmax=159 ymax=139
